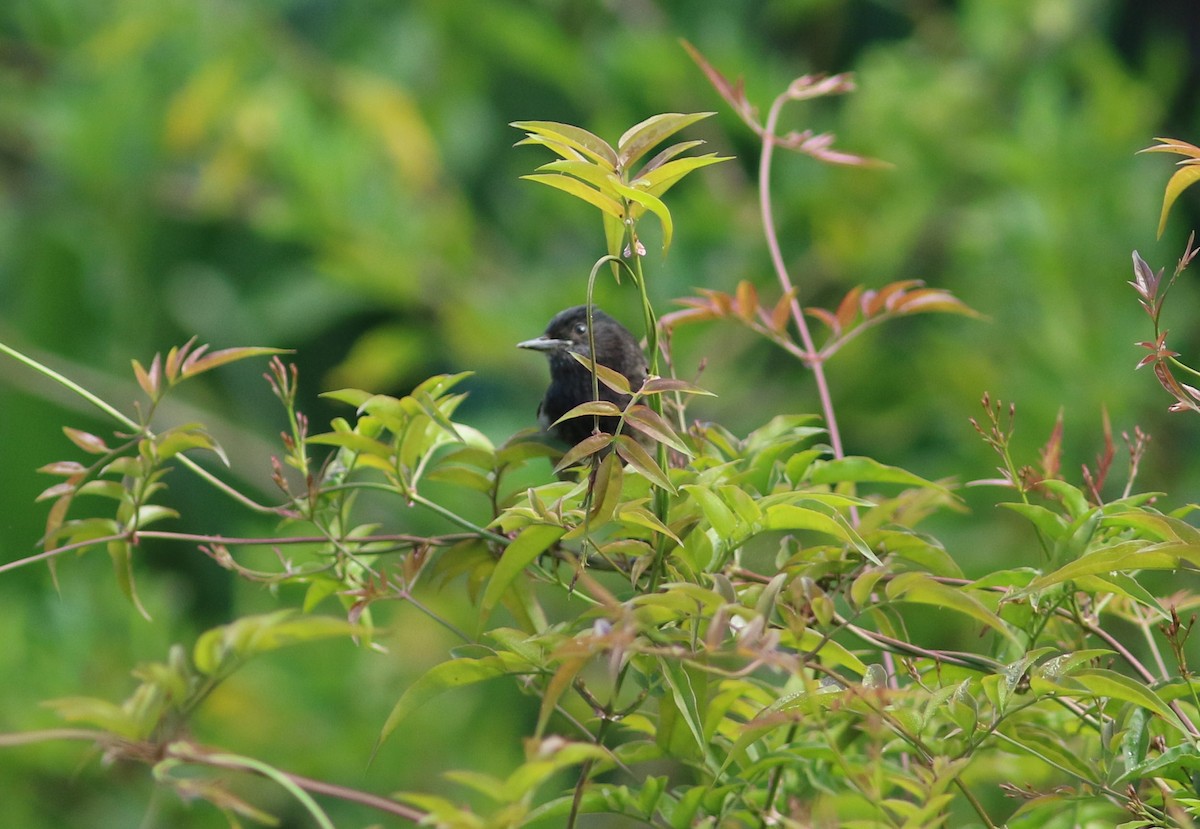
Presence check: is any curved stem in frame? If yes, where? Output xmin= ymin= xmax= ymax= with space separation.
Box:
xmin=758 ymin=97 xmax=845 ymax=461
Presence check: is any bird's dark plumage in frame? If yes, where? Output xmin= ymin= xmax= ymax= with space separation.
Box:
xmin=517 ymin=305 xmax=648 ymax=448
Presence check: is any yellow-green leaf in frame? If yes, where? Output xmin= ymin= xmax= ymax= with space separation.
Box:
xmin=520 ymin=173 xmax=624 ymax=218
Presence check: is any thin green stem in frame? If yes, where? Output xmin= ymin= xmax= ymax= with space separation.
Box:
xmin=0 ymin=340 xmax=138 ymax=429
xmin=407 ymin=490 xmax=511 ymax=546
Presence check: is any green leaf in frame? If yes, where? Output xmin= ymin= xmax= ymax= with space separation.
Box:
xmin=808 ymin=456 xmax=947 ymax=490
xmin=602 ymin=210 xmax=626 ymax=261
xmin=1025 ymin=540 xmax=1199 ymax=591
xmin=1115 ymin=740 xmax=1200 ymax=786
xmin=520 ymin=173 xmax=625 ymax=218
xmin=108 ymin=539 xmax=150 ymax=621
xmin=1001 ymin=502 xmax=1068 ymax=542
xmin=306 ymin=430 xmax=394 ymax=459
xmin=155 ymin=425 xmax=226 ymax=464
xmin=682 ymin=485 xmax=740 ymax=538
xmin=886 ymin=572 xmax=1018 ymax=645
xmin=659 ymin=658 xmax=706 ymax=755
xmin=43 ymin=696 xmax=143 ymax=739
xmin=607 ymin=177 xmax=674 ymax=254
xmin=567 ymin=350 xmax=635 ymax=395
xmin=192 ymin=611 xmax=357 ymax=677
xmin=479 ymin=524 xmax=565 ymax=625
xmin=321 ymin=388 xmax=374 ymax=407
xmin=550 ymin=399 xmax=623 ymax=426
xmin=1157 ymin=162 xmax=1200 ymax=238
xmin=585 ymin=451 xmax=624 ymax=525
xmin=512 ymin=120 xmax=618 ymax=167
xmin=377 ymin=656 xmax=510 ymax=750
xmin=1071 ymin=668 xmax=1187 ymax=734
xmin=635 ymin=154 xmax=732 ymax=199
xmin=617 ymin=112 xmax=714 ymax=170
xmin=763 ymin=503 xmax=877 ymax=563
xmin=617 ymin=504 xmax=683 ymax=546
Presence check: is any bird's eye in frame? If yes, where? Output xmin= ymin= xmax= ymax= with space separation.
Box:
xmin=573 ymin=323 xmax=587 ymax=336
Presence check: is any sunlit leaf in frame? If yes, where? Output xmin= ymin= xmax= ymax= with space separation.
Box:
xmin=618 ymin=112 xmax=714 ymax=170
xmin=566 ymin=351 xmax=633 ymax=395
xmin=638 ymin=139 xmax=704 ymax=175
xmin=635 ymin=154 xmax=732 ymax=199
xmin=321 ymin=388 xmax=374 ymax=408
xmin=512 ymin=120 xmax=618 ymax=167
xmin=606 ymin=178 xmax=673 ymax=254
xmin=193 ymin=610 xmax=357 ymax=677
xmin=1025 ymin=540 xmax=1199 ymax=591
xmin=550 ymin=400 xmax=623 ymax=427
xmin=808 ymin=456 xmax=948 ymax=491
xmin=763 ymin=503 xmax=877 ymax=563
xmin=520 ymin=173 xmax=625 ymax=218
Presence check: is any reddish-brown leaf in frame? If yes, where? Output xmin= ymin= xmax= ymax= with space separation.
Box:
xmin=613 ymin=434 xmax=675 ymax=492
xmin=554 ymin=433 xmax=613 ymax=472
xmin=587 ymin=452 xmax=624 ymax=524
xmin=891 ymin=287 xmax=980 ymax=317
xmin=132 ymin=355 xmax=161 ymax=399
xmin=659 ymin=306 xmax=719 ymax=331
xmin=623 ymin=405 xmax=692 ymax=456
xmin=1040 ymin=410 xmax=1063 ymax=481
xmin=768 ymin=290 xmax=795 ymax=333
xmin=836 ymin=285 xmax=865 ymax=328
xmin=805 ymin=307 xmax=839 ymax=333
xmin=38 ymin=461 xmax=88 ymax=476
xmin=63 ymin=427 xmax=109 ymax=455
xmin=164 ymin=337 xmax=197 ymax=383
xmin=182 ymin=346 xmax=290 ymax=380
xmin=640 ymin=377 xmax=715 ymax=396
xmin=680 ymin=40 xmax=759 ymax=130
xmin=734 ymin=280 xmax=758 ymax=322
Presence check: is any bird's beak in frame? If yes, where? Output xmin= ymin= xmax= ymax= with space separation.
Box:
xmin=516 ymin=336 xmax=570 ymax=352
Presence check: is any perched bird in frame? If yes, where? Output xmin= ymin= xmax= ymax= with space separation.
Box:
xmin=517 ymin=305 xmax=648 ymax=448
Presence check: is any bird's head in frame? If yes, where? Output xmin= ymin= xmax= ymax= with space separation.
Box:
xmin=517 ymin=305 xmax=614 ymax=363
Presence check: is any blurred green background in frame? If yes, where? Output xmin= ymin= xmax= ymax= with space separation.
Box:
xmin=3 ymin=0 xmax=1200 ymax=825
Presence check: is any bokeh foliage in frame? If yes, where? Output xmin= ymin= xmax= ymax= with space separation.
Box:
xmin=3 ymin=0 xmax=1200 ymax=826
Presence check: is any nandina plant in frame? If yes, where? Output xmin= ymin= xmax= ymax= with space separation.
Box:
xmin=2 ymin=46 xmax=1200 ymax=829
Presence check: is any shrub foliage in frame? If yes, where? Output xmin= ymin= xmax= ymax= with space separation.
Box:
xmin=5 ymin=47 xmax=1200 ymax=829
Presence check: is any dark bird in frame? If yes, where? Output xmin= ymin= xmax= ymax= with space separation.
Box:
xmin=517 ymin=305 xmax=648 ymax=448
